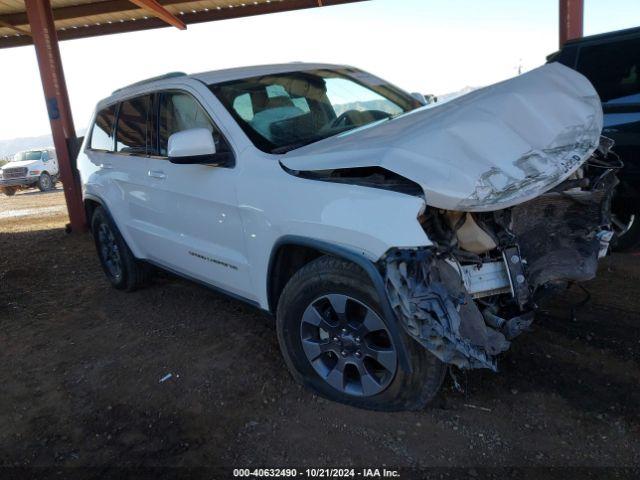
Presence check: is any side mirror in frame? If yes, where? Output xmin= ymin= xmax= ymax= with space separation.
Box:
xmin=424 ymin=94 xmax=438 ymax=104
xmin=410 ymin=92 xmax=428 ymax=106
xmin=168 ymin=128 xmax=226 ymax=165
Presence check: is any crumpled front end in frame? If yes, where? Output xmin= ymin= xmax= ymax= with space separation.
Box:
xmin=281 ymin=63 xmax=605 ymax=213
xmin=380 ymin=138 xmax=620 ymax=370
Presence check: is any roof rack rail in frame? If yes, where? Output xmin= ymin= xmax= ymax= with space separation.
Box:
xmin=112 ymin=72 xmax=187 ymax=94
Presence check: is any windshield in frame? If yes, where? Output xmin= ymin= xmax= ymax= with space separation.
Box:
xmin=209 ymin=68 xmax=421 ymax=153
xmin=13 ymin=150 xmax=43 ymax=162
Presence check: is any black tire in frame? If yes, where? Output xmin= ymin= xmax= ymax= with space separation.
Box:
xmin=91 ymin=206 xmax=151 ymax=291
xmin=612 ymin=209 xmax=640 ymax=251
xmin=3 ymin=187 xmax=16 ymax=196
xmin=37 ymin=172 xmax=52 ymax=192
xmin=276 ymin=255 xmax=446 ymax=411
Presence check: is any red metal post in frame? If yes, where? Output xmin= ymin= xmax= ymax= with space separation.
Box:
xmin=25 ymin=0 xmax=87 ymax=232
xmin=559 ymin=0 xmax=584 ymax=47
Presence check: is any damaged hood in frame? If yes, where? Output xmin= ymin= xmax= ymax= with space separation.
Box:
xmin=281 ymin=63 xmax=603 ymax=212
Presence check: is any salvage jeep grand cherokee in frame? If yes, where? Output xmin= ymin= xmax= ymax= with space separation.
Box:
xmin=78 ymin=63 xmax=619 ymax=411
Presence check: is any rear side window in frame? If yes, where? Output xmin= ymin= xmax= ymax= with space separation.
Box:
xmin=158 ymin=92 xmax=228 ymax=156
xmin=115 ymin=95 xmax=152 ymax=154
xmin=577 ymin=38 xmax=640 ymax=103
xmin=233 ymin=93 xmax=254 ymax=121
xmin=90 ymin=105 xmax=116 ymax=151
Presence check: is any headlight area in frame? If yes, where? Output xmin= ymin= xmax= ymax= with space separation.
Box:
xmin=378 ymin=137 xmax=621 ymax=371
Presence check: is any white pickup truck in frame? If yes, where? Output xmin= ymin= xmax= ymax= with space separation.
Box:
xmin=0 ymin=148 xmax=59 ymax=196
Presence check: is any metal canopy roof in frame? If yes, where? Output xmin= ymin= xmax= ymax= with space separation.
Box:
xmin=0 ymin=0 xmax=364 ymax=49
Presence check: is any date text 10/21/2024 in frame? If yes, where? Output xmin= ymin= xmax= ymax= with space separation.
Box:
xmin=233 ymin=468 xmax=401 ymax=478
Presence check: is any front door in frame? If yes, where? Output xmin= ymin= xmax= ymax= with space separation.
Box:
xmin=141 ymin=90 xmax=254 ymax=301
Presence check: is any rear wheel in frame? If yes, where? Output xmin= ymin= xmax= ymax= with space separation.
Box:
xmin=2 ymin=187 xmax=16 ymax=196
xmin=91 ymin=207 xmax=151 ymax=291
xmin=276 ymin=255 xmax=446 ymax=411
xmin=37 ymin=172 xmax=52 ymax=192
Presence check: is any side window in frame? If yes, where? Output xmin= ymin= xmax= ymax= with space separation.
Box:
xmin=266 ymin=84 xmax=289 ymax=98
xmin=577 ymin=38 xmax=640 ymax=103
xmin=230 ymin=89 xmax=311 ymax=124
xmin=89 ymin=105 xmax=117 ymax=151
xmin=233 ymin=93 xmax=254 ymax=121
xmin=115 ymin=95 xmax=152 ymax=154
xmin=41 ymin=151 xmax=49 ymax=162
xmin=158 ymin=92 xmax=228 ymax=156
xmin=266 ymin=83 xmax=310 ymax=112
xmin=243 ymin=83 xmax=312 ymax=143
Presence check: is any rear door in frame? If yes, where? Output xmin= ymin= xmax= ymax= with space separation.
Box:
xmin=140 ymin=89 xmax=254 ymax=301
xmin=85 ymin=95 xmax=154 ymax=256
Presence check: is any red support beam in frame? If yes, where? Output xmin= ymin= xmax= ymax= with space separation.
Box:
xmin=0 ymin=19 xmax=31 ymax=36
xmin=559 ymin=0 xmax=584 ymax=47
xmin=128 ymin=0 xmax=186 ymax=30
xmin=25 ymin=0 xmax=87 ymax=233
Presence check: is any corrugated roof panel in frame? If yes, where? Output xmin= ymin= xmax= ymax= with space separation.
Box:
xmin=0 ymin=0 xmax=366 ymax=48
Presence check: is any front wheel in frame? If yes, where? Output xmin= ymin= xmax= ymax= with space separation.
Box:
xmin=37 ymin=172 xmax=52 ymax=192
xmin=276 ymin=256 xmax=446 ymax=411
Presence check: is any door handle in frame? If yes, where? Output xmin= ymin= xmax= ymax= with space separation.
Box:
xmin=100 ymin=162 xmax=113 ymax=169
xmin=148 ymin=170 xmax=167 ymax=179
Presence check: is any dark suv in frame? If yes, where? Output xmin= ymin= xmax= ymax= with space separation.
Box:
xmin=548 ymin=26 xmax=640 ymax=250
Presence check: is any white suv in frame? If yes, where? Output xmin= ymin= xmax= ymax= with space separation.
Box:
xmin=0 ymin=148 xmax=59 ymax=196
xmin=78 ymin=63 xmax=618 ymax=410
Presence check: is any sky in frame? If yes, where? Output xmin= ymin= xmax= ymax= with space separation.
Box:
xmin=0 ymin=0 xmax=639 ymax=141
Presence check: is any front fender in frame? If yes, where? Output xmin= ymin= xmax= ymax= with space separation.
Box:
xmin=239 ymin=171 xmax=432 ymax=310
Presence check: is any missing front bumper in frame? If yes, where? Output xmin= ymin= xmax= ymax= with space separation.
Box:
xmin=381 ymin=248 xmax=531 ymax=371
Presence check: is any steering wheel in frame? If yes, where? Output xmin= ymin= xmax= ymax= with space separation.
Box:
xmin=329 ymin=109 xmax=362 ymax=129
xmin=329 ymin=109 xmax=392 ymax=129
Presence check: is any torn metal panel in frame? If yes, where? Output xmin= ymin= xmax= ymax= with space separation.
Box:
xmin=382 ymin=249 xmax=511 ymax=371
xmin=458 ymin=125 xmax=599 ymax=210
xmin=281 ymin=63 xmax=603 ymax=212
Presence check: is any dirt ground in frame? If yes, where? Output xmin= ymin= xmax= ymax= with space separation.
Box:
xmin=0 ymin=189 xmax=638 ymax=476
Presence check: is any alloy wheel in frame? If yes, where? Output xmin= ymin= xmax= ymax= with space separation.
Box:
xmin=611 ymin=212 xmax=636 ymax=237
xmin=300 ymin=294 xmax=398 ymax=397
xmin=98 ymin=223 xmax=123 ymax=281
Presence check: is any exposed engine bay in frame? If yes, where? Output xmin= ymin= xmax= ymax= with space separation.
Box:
xmin=380 ymin=137 xmax=621 ymax=370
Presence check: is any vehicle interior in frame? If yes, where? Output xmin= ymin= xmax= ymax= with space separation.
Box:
xmin=210 ymin=70 xmax=418 ymax=153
